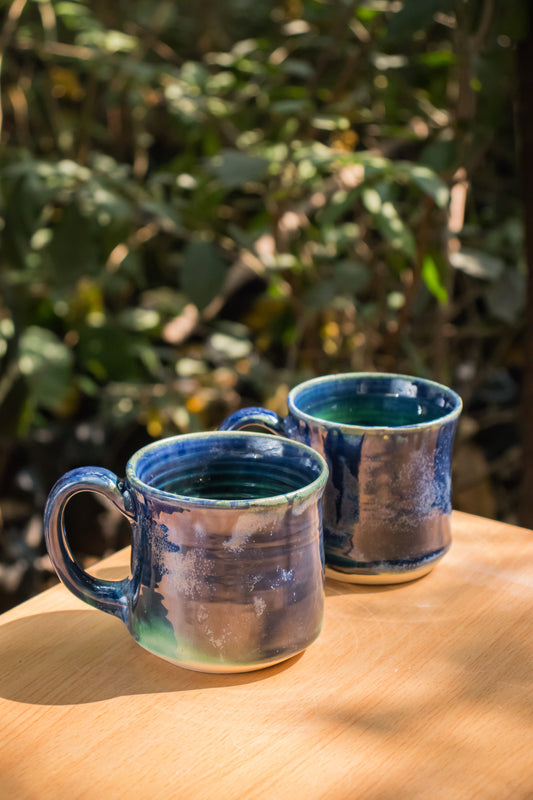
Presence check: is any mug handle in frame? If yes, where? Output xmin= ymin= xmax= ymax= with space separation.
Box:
xmin=44 ymin=467 xmax=136 ymax=623
xmin=219 ymin=406 xmax=287 ymax=435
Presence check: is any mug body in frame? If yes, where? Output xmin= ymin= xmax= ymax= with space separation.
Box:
xmin=285 ymin=373 xmax=462 ymax=583
xmin=125 ymin=432 xmax=327 ymax=671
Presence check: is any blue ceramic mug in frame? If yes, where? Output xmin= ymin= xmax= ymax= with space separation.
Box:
xmin=44 ymin=431 xmax=328 ymax=673
xmin=220 ymin=373 xmax=462 ymax=584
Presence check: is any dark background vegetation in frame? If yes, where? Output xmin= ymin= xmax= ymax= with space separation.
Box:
xmin=0 ymin=0 xmax=530 ymax=611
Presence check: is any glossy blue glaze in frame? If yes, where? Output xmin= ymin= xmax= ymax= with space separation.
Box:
xmin=221 ymin=373 xmax=462 ymax=583
xmin=44 ymin=432 xmax=328 ymax=671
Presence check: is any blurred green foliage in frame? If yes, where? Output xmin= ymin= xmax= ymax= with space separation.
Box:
xmin=0 ymin=0 xmax=527 ymax=604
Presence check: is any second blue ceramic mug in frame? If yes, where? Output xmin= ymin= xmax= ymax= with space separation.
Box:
xmin=221 ymin=373 xmax=462 ymax=584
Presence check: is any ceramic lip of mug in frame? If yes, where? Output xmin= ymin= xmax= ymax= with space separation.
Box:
xmin=44 ymin=431 xmax=329 ymax=673
xmin=220 ymin=373 xmax=463 ymax=585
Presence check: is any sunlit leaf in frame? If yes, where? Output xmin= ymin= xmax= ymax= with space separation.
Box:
xmin=209 ymin=331 xmax=252 ymax=360
xmin=350 ymin=152 xmax=391 ymax=173
xmin=206 ymin=71 xmax=237 ymax=93
xmin=362 ymin=187 xmax=382 ymax=214
xmin=373 ymin=54 xmax=408 ymax=70
xmin=417 ymin=50 xmax=456 ymax=68
xmin=374 ymin=202 xmax=416 ymax=259
xmin=450 ymin=249 xmax=504 ymax=281
xmin=387 ymin=291 xmax=405 ymax=310
xmin=292 ymin=142 xmax=337 ymax=166
xmin=78 ymin=28 xmax=139 ymax=53
xmin=231 ymin=39 xmax=260 ymax=58
xmin=312 ymin=115 xmax=351 ymax=131
xmin=396 ymin=163 xmax=449 ymax=208
xmin=0 ymin=318 xmax=14 ymax=360
xmin=422 ymin=254 xmax=448 ymax=304
xmin=118 ymin=308 xmax=161 ymax=332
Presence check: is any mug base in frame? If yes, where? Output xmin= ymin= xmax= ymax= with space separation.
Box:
xmin=325 ymin=561 xmax=437 ymax=585
xmin=173 ymin=653 xmax=302 ymax=674
xmin=138 ymin=641 xmax=307 ymax=673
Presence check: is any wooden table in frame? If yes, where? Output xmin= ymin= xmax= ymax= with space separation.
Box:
xmin=1 ymin=511 xmax=532 ymax=799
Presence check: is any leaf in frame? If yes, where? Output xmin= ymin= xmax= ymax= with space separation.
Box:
xmin=0 ymin=318 xmax=14 ymax=360
xmin=0 ymin=165 xmax=50 ymax=265
xmin=417 ymin=50 xmax=456 ymax=68
xmin=180 ymin=241 xmax=228 ymax=310
xmin=76 ymin=324 xmax=145 ymax=382
xmin=318 ymin=188 xmax=359 ymax=225
xmin=362 ymin=187 xmax=382 ymax=214
xmin=375 ymin=202 xmax=416 ymax=259
xmin=47 ymin=204 xmax=100 ymax=287
xmin=385 ymin=0 xmax=459 ymax=42
xmin=140 ymin=200 xmax=182 ymax=234
xmin=78 ymin=28 xmax=139 ymax=54
xmin=334 ymin=260 xmax=371 ymax=293
xmin=450 ymin=249 xmax=504 ymax=281
xmin=312 ymin=115 xmax=351 ymax=132
xmin=348 ymin=152 xmax=391 ymax=176
xmin=396 ymin=163 xmax=449 ymax=208
xmin=208 ymin=330 xmax=252 ymax=360
xmin=422 ymin=254 xmax=448 ymax=304
xmin=420 ymin=140 xmax=457 ymax=173
xmin=281 ymin=59 xmax=315 ymax=79
xmin=118 ymin=308 xmax=161 ymax=332
xmin=271 ymin=99 xmax=311 ymax=116
xmin=304 ymin=281 xmax=337 ymax=311
xmin=180 ymin=60 xmax=210 ymax=89
xmin=18 ymin=327 xmax=74 ymax=412
xmin=208 ymin=149 xmax=269 ymax=188
xmin=485 ymin=268 xmax=526 ymax=324
xmin=140 ymin=289 xmax=189 ymax=317
xmin=293 ymin=142 xmax=338 ymax=167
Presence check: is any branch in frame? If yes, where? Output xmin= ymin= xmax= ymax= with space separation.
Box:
xmin=471 ymin=0 xmax=495 ymax=52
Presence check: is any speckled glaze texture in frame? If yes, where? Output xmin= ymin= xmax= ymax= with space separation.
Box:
xmin=44 ymin=432 xmax=328 ymax=672
xmin=220 ymin=373 xmax=462 ymax=584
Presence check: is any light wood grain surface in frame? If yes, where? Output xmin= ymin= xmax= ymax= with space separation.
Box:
xmin=1 ymin=511 xmax=532 ymax=800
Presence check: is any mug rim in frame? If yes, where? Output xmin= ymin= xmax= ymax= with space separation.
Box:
xmin=126 ymin=430 xmax=329 ymax=509
xmin=288 ymin=371 xmax=463 ymax=433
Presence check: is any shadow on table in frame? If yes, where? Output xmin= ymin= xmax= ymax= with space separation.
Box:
xmin=0 ymin=608 xmax=303 ymax=706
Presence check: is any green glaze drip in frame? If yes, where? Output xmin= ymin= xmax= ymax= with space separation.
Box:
xmin=133 ymin=618 xmax=180 ymax=662
xmin=133 ymin=617 xmax=262 ymax=668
